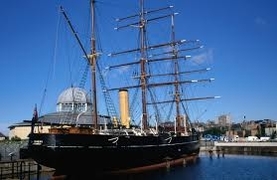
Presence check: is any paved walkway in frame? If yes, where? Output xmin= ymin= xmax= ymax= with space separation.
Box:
xmin=214 ymin=141 xmax=277 ymax=147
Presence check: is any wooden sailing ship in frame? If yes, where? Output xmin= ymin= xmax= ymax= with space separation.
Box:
xmin=21 ymin=0 xmax=218 ymax=177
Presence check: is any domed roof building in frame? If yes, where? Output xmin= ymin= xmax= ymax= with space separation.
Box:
xmin=8 ymin=86 xmax=111 ymax=140
xmin=56 ymin=87 xmax=92 ymax=113
xmin=39 ymin=86 xmax=110 ymax=126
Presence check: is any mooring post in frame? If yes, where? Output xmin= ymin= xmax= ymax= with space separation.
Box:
xmin=222 ymin=148 xmax=225 ymax=157
xmin=216 ymin=149 xmax=220 ymax=158
xmin=209 ymin=149 xmax=213 ymax=158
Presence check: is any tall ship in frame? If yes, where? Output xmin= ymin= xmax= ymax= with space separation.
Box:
xmin=22 ymin=0 xmax=218 ymax=178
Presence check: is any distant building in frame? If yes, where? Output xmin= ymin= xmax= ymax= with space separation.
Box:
xmin=194 ymin=125 xmax=205 ymax=133
xmin=217 ymin=114 xmax=231 ymax=126
xmin=225 ymin=119 xmax=277 ymax=138
xmin=265 ymin=127 xmax=276 ymax=136
xmin=8 ymin=121 xmax=51 ymax=140
xmin=0 ymin=132 xmax=6 ymax=141
xmin=8 ymin=86 xmax=109 ymax=140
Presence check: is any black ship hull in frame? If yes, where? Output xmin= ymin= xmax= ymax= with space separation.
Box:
xmin=24 ymin=133 xmax=200 ymax=176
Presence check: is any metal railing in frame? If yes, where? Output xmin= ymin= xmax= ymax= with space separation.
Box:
xmin=0 ymin=160 xmax=42 ymax=180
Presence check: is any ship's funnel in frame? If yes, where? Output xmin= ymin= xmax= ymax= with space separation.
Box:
xmin=119 ymin=89 xmax=130 ymax=128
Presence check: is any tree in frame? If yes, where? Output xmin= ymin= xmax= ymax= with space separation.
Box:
xmin=11 ymin=136 xmax=21 ymax=141
xmin=204 ymin=127 xmax=226 ymax=136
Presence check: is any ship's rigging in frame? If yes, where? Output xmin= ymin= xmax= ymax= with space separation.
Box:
xmin=24 ymin=1 xmax=212 ymax=176
xmin=106 ymin=1 xmax=219 ymax=133
xmin=59 ymin=4 xmax=119 ymax=127
xmin=41 ymin=0 xmax=219 ymax=133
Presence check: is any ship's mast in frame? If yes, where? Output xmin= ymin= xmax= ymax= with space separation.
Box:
xmin=107 ymin=2 xmax=219 ymax=133
xmin=170 ymin=14 xmax=182 ymax=132
xmin=169 ymin=14 xmax=188 ymax=134
xmin=139 ymin=0 xmax=148 ymax=130
xmin=90 ymin=0 xmax=98 ymax=129
xmin=59 ymin=1 xmax=99 ymax=130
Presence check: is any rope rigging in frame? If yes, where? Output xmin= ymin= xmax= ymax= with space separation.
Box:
xmin=60 ymin=5 xmax=119 ymax=125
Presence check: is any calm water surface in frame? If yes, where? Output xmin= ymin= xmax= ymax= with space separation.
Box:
xmin=38 ymin=153 xmax=277 ymax=180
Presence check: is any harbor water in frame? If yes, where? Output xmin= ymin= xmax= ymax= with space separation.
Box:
xmin=37 ymin=152 xmax=277 ymax=180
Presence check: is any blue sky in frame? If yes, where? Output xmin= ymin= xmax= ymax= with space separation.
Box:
xmin=0 ymin=0 xmax=276 ymax=135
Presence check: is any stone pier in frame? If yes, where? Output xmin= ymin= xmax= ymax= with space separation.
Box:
xmin=214 ymin=141 xmax=277 ymax=156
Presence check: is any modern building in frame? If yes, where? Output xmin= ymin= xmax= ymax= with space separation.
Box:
xmin=217 ymin=114 xmax=231 ymax=126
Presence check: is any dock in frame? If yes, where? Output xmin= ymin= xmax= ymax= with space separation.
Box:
xmin=213 ymin=141 xmax=277 ymax=156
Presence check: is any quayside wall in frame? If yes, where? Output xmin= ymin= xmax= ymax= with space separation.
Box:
xmin=214 ymin=142 xmax=277 ymax=156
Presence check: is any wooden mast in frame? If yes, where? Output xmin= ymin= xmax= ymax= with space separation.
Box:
xmin=90 ymin=0 xmax=98 ymax=130
xmin=107 ymin=2 xmax=219 ymax=135
xmin=170 ymin=14 xmax=182 ymax=133
xmin=59 ymin=3 xmax=98 ymax=130
xmin=139 ymin=0 xmax=148 ymax=130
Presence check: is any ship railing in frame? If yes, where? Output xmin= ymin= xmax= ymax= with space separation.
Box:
xmin=98 ymin=127 xmax=161 ymax=137
xmin=149 ymin=128 xmax=159 ymax=136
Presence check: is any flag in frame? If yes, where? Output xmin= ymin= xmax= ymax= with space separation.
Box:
xmin=32 ymin=104 xmax=38 ymax=122
xmin=29 ymin=104 xmax=39 ymax=146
